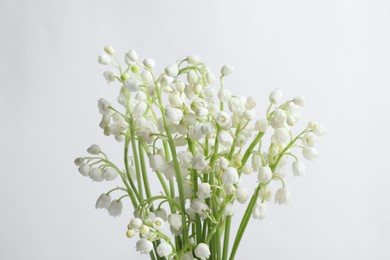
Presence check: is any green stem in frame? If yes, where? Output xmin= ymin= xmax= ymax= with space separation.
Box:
xmin=222 ymin=216 xmax=232 ymax=260
xmin=239 ymin=132 xmax=265 ymax=175
xmin=138 ymin=141 xmax=153 ymax=210
xmin=229 ymin=187 xmax=260 ymax=260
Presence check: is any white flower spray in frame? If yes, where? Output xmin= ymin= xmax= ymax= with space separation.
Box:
xmin=74 ymin=45 xmax=325 ymax=259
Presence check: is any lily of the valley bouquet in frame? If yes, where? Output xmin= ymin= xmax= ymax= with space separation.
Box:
xmin=74 ymin=45 xmax=325 ymax=260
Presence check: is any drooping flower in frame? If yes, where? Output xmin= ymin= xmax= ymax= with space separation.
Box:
xmin=165 ymin=107 xmax=183 ymax=125
xmin=168 ymin=213 xmax=182 ymax=231
xmin=258 ymin=166 xmax=272 ymax=183
xmin=95 ymin=193 xmax=111 ymax=209
xmin=292 ymin=160 xmax=306 ymax=176
xmin=302 ymin=147 xmax=319 ymax=160
xmin=157 ymin=241 xmax=173 ymax=257
xmin=108 ymin=200 xmax=123 ymax=217
xmin=274 ymin=188 xmax=291 ymax=205
xmin=197 ymin=183 xmax=211 ymax=199
xmin=221 ymin=167 xmax=239 ymax=184
xmin=252 ymin=202 xmax=267 ymax=220
xmin=194 ymin=243 xmax=211 ymax=260
xmin=136 ymin=239 xmax=154 ymax=255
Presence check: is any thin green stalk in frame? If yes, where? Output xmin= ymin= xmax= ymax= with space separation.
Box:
xmin=229 ymin=187 xmax=260 ymax=260
xmin=239 ymin=132 xmax=265 ymax=175
xmin=138 ymin=141 xmax=153 ymax=210
xmin=124 ymin=133 xmax=141 ymax=203
xmin=128 ymin=117 xmax=144 ymax=201
xmin=222 ymin=216 xmax=232 ymax=260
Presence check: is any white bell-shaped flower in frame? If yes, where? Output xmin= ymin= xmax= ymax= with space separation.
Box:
xmin=192 ymin=155 xmax=208 ymax=171
xmin=129 ymin=218 xmax=143 ymax=230
xmin=87 ymin=144 xmax=101 ymax=155
xmin=149 ymin=154 xmax=164 ymax=171
xmin=152 ymin=217 xmax=165 ymax=231
xmin=165 ymin=107 xmax=183 ymax=125
xmin=269 ymin=89 xmax=283 ymax=104
xmin=108 ymin=200 xmax=123 ymax=217
xmin=293 ymin=96 xmax=306 ymax=106
xmin=103 ymin=70 xmax=116 ymax=83
xmin=95 ymin=193 xmax=111 ymax=209
xmin=126 ymin=50 xmax=138 ymax=62
xmin=255 ymin=118 xmax=268 ymax=132
xmin=89 ymin=168 xmax=104 ymax=182
xmin=271 ymin=128 xmax=290 ymax=145
xmin=218 ymin=88 xmax=232 ymax=102
xmin=168 ymin=213 xmax=182 ymax=231
xmin=102 ymin=167 xmax=118 ymax=181
xmin=302 ymin=147 xmax=319 ymax=160
xmin=98 ymin=54 xmax=111 ymax=65
xmin=78 ymin=163 xmax=91 ymax=177
xmin=221 ymin=167 xmax=239 ymax=184
xmin=157 ymin=241 xmax=173 ymax=257
xmin=252 ymin=202 xmax=267 ymax=220
xmin=258 ymin=166 xmax=272 ymax=183
xmin=195 ymin=243 xmax=211 ymax=260
xmin=274 ymin=188 xmax=291 ymax=205
xmin=161 ymin=162 xmax=175 ymax=179
xmin=221 ymin=65 xmax=234 ymax=76
xmin=197 ymin=183 xmax=211 ymax=199
xmin=292 ymin=160 xmax=306 ymax=176
xmin=236 ymin=186 xmax=249 ymax=204
xmin=270 ymin=109 xmax=287 ymax=129
xmin=165 ymin=63 xmax=179 ymax=77
xmin=143 ymin=58 xmax=156 ymax=69
xmin=190 ymin=199 xmax=208 ymax=214
xmin=218 ymin=130 xmax=233 ymax=147
xmin=136 ymin=239 xmax=153 ymax=255
xmin=223 ymin=203 xmax=235 ymax=216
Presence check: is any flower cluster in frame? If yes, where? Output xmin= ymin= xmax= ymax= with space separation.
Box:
xmin=74 ymin=45 xmax=325 ymax=259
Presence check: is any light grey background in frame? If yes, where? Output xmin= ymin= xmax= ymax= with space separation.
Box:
xmin=1 ymin=0 xmax=389 ymax=259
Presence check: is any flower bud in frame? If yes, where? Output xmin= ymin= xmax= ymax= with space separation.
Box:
xmin=275 ymin=188 xmax=291 ymax=205
xmin=126 ymin=229 xmax=136 ymax=238
xmin=269 ymin=89 xmax=283 ymax=104
xmin=165 ymin=63 xmax=179 ymax=77
xmin=136 ymin=239 xmax=153 ymax=254
xmin=95 ymin=193 xmax=111 ymax=209
xmin=197 ymin=183 xmax=211 ymax=199
xmin=129 ymin=218 xmax=143 ymax=229
xmin=74 ymin=157 xmax=84 ymax=166
xmin=221 ymin=167 xmax=239 ymax=184
xmin=187 ymin=55 xmax=200 ymax=64
xmin=293 ymin=96 xmax=306 ymax=106
xmin=78 ymin=163 xmax=91 ymax=177
xmin=195 ymin=243 xmax=211 ymax=260
xmin=102 ymin=167 xmax=118 ymax=181
xmin=126 ymin=50 xmax=138 ymax=62
xmin=302 ymin=147 xmax=319 ymax=160
xmin=187 ymin=70 xmax=198 ymax=84
xmin=104 ymin=45 xmax=115 ymax=55
xmin=87 ymin=144 xmax=101 ymax=155
xmin=258 ymin=166 xmax=272 ymax=183
xmin=292 ymin=160 xmax=306 ymax=176
xmin=140 ymin=225 xmax=150 ymax=236
xmin=236 ymin=186 xmax=249 ymax=204
xmin=221 ymin=65 xmax=234 ymax=76
xmin=206 ymin=71 xmax=216 ymax=84
xmin=165 ymin=107 xmax=183 ymax=125
xmin=98 ymin=54 xmax=111 ymax=65
xmin=108 ymin=200 xmax=123 ymax=217
xmin=143 ymin=58 xmax=156 ymax=69
xmin=157 ymin=242 xmax=173 ymax=257
xmin=103 ymin=70 xmax=116 ymax=83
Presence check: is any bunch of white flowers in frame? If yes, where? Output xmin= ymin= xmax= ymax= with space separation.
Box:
xmin=75 ymin=46 xmax=325 ymax=260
